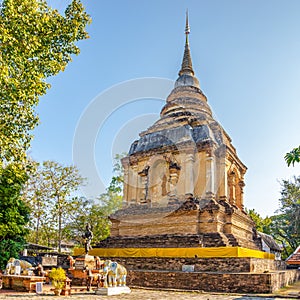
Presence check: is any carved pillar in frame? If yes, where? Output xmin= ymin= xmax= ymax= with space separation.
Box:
xmin=218 ymin=153 xmax=228 ymax=201
xmin=138 ymin=166 xmax=149 ymax=204
xmin=228 ymin=171 xmax=236 ymax=205
xmin=238 ymin=180 xmax=245 ymax=210
xmin=206 ymin=153 xmax=215 ymax=199
xmin=130 ymin=165 xmax=138 ymax=203
xmin=185 ymin=152 xmax=194 ymax=197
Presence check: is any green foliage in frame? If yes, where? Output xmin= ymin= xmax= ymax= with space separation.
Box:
xmin=269 ymin=177 xmax=300 ymax=258
xmin=0 ymin=163 xmax=30 ymax=269
xmin=0 ymin=0 xmax=91 ymax=162
xmin=279 ymin=177 xmax=300 ymax=238
xmin=49 ymin=267 xmax=66 ymax=289
xmin=285 ymin=146 xmax=300 ymax=167
xmin=24 ymin=154 xmax=125 ymax=250
xmin=246 ymin=208 xmax=272 ymax=234
xmin=63 ymin=155 xmax=125 ymax=244
xmin=22 ymin=160 xmax=86 ymax=252
xmin=248 ymin=176 xmax=300 ymax=259
xmin=94 ymin=154 xmax=125 ymax=239
xmin=0 ymin=0 xmax=90 ymax=266
xmin=0 ymin=238 xmax=25 ymax=270
xmin=64 ymin=199 xmax=116 ymax=244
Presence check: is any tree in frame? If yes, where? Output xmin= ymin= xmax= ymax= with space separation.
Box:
xmin=285 ymin=146 xmax=300 ymax=167
xmin=92 ymin=154 xmax=125 ymax=240
xmin=63 ymin=155 xmax=125 ymax=244
xmin=64 ymin=199 xmax=117 ymax=244
xmin=247 ymin=177 xmax=300 ymax=259
xmin=0 ymin=0 xmax=90 ymax=265
xmin=246 ymin=208 xmax=272 ymax=234
xmin=21 ymin=161 xmax=47 ymax=245
xmin=23 ymin=161 xmax=85 ymax=252
xmin=0 ymin=0 xmax=91 ymax=162
xmin=269 ymin=177 xmax=300 ymax=257
xmin=0 ymin=164 xmax=30 ymax=269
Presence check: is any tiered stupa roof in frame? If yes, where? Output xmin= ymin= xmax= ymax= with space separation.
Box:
xmin=129 ymin=12 xmax=228 ymax=156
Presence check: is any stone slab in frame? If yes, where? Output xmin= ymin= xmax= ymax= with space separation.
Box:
xmin=95 ymin=286 xmax=131 ymax=296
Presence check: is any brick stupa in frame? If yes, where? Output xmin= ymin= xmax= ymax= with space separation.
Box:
xmin=102 ymin=13 xmax=260 ymax=251
xmin=87 ymin=13 xmax=300 ymax=293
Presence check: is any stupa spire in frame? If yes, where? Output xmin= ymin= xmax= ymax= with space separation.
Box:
xmin=179 ymin=10 xmax=194 ymax=76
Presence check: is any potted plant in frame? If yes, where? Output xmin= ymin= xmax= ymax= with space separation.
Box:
xmin=49 ymin=267 xmax=66 ymax=296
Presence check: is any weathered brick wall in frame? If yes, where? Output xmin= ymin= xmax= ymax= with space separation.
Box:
xmin=96 ymin=233 xmax=230 ymax=248
xmin=100 ymin=257 xmax=285 ymax=273
xmin=127 ymin=269 xmax=300 ymax=293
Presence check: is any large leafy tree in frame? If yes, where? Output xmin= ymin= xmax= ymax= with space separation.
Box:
xmin=247 ymin=177 xmax=300 ymax=259
xmin=64 ymin=198 xmax=118 ymax=244
xmin=0 ymin=0 xmax=91 ymax=162
xmin=24 ymin=155 xmax=125 ymax=251
xmin=21 ymin=161 xmax=52 ymax=245
xmin=0 ymin=0 xmax=90 ymax=263
xmin=269 ymin=177 xmax=300 ymax=257
xmin=23 ymin=161 xmax=85 ymax=252
xmin=63 ymin=155 xmax=124 ymax=245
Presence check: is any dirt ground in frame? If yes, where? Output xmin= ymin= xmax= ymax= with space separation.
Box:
xmin=0 ymin=282 xmax=300 ymax=300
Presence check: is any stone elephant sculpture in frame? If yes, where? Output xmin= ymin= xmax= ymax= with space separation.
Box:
xmin=103 ymin=260 xmax=127 ymax=287
xmin=5 ymin=258 xmax=33 ymax=275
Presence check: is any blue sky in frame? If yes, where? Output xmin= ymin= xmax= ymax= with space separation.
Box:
xmin=31 ymin=0 xmax=300 ymax=217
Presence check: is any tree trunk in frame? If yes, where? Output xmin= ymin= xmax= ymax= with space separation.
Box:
xmin=36 ymin=217 xmax=40 ymax=245
xmin=58 ymin=209 xmax=62 ymax=253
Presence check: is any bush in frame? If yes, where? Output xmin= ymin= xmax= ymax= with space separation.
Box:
xmin=48 ymin=267 xmax=66 ymax=290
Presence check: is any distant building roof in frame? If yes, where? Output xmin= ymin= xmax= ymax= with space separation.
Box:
xmin=25 ymin=242 xmax=54 ymax=251
xmin=286 ymin=245 xmax=300 ymax=265
xmin=258 ymin=232 xmax=282 ymax=252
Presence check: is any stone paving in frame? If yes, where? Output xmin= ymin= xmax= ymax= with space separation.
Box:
xmin=0 ymin=287 xmax=299 ymax=300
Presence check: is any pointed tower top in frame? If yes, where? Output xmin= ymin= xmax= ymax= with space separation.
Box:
xmin=175 ymin=11 xmax=200 ymax=89
xmin=185 ymin=9 xmax=191 ymax=42
xmin=178 ymin=10 xmax=194 ymax=77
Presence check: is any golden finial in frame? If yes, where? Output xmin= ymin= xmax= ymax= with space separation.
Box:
xmin=178 ymin=10 xmax=194 ymax=76
xmin=185 ymin=9 xmax=190 ymax=43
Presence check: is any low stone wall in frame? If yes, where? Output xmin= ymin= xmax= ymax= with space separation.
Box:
xmin=127 ymin=269 xmax=300 ymax=293
xmin=98 ymin=257 xmax=285 ymax=273
xmin=271 ymin=270 xmax=300 ymax=291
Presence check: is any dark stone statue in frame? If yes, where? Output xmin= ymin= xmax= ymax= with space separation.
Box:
xmin=83 ymin=223 xmax=93 ymax=254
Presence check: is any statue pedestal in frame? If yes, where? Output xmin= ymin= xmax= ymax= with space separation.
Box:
xmin=95 ymin=286 xmax=131 ymax=296
xmin=70 ymin=254 xmax=95 ymax=285
xmin=74 ymin=254 xmax=94 ymax=270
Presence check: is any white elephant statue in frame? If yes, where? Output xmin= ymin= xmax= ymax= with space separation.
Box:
xmin=5 ymin=258 xmax=33 ymax=275
xmin=103 ymin=260 xmax=127 ymax=287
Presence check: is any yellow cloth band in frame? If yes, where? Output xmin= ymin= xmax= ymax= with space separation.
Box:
xmin=73 ymin=246 xmax=274 ymax=259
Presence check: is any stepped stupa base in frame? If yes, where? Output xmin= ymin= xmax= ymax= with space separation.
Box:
xmin=74 ymin=247 xmax=300 ymax=293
